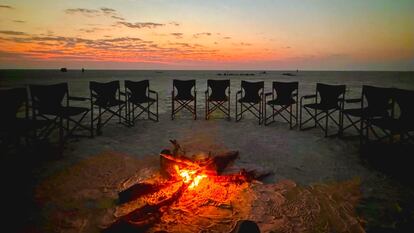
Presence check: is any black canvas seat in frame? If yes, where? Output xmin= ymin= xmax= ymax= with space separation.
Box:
xmin=300 ymin=83 xmax=346 ymax=137
xmin=90 ymin=80 xmax=128 ymax=135
xmin=366 ymin=88 xmax=414 ymax=143
xmin=0 ymin=88 xmax=51 ymax=147
xmin=265 ymin=81 xmax=299 ymax=128
xmin=267 ymin=98 xmax=296 ymax=106
xmin=235 ymin=81 xmax=264 ymax=124
xmin=128 ymin=96 xmax=156 ymax=104
xmin=125 ymin=80 xmax=158 ymax=124
xmin=40 ymin=106 xmax=89 ymax=117
xmin=171 ymin=80 xmax=197 ymax=120
xmin=342 ymin=85 xmax=393 ymax=140
xmin=30 ymin=83 xmax=91 ymax=147
xmin=342 ymin=107 xmax=388 ymax=118
xmin=205 ymin=79 xmax=230 ymax=120
xmin=94 ymin=98 xmax=125 ymax=108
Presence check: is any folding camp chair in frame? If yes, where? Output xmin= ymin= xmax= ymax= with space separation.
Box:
xmin=171 ymin=79 xmax=197 ymax=120
xmin=300 ymin=83 xmax=346 ymax=137
xmin=205 ymin=79 xmax=231 ymax=120
xmin=30 ymin=83 xmax=91 ymax=146
xmin=0 ymin=88 xmax=51 ymax=148
xmin=264 ymin=81 xmax=299 ymax=128
xmin=90 ymin=80 xmax=128 ymax=135
xmin=366 ymin=88 xmax=414 ymax=144
xmin=125 ymin=80 xmax=158 ymax=124
xmin=235 ymin=81 xmax=264 ymax=124
xmin=342 ymin=85 xmax=393 ymax=140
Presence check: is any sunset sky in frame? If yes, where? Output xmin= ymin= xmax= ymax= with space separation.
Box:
xmin=0 ymin=0 xmax=413 ymax=70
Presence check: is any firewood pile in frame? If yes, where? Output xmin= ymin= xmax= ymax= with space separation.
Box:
xmin=104 ymin=140 xmax=271 ymax=233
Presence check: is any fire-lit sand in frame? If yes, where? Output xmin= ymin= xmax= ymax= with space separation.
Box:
xmin=36 ymin=148 xmax=363 ymax=233
xmin=32 ymin=115 xmax=377 ymax=233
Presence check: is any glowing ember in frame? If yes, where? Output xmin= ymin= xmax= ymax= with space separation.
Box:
xmin=174 ymin=165 xmax=207 ymax=189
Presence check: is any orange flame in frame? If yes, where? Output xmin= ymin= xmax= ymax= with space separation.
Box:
xmin=174 ymin=165 xmax=207 ymax=190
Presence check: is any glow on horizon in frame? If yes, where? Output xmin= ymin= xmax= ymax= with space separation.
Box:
xmin=0 ymin=0 xmax=413 ymax=70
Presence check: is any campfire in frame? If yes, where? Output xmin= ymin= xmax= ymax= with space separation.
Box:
xmin=104 ymin=140 xmax=270 ymax=233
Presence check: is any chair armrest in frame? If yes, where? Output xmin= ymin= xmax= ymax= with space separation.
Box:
xmin=265 ymin=92 xmax=273 ymax=96
xmin=149 ymin=89 xmax=158 ymax=99
xmin=302 ymin=94 xmax=316 ymax=99
xmin=345 ymin=98 xmax=361 ymax=103
xmin=236 ymin=90 xmax=242 ymax=94
xmin=68 ymin=96 xmax=89 ymax=101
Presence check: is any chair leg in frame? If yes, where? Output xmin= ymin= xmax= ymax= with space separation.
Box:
xmin=339 ymin=109 xmax=343 ymax=136
xmin=325 ymin=111 xmax=329 ymax=137
xmin=194 ymin=100 xmax=197 ymax=120
xmin=156 ymin=98 xmax=159 ymax=122
xmin=259 ymin=101 xmax=262 ymax=125
xmin=126 ymin=101 xmax=130 ymax=126
xmin=295 ymin=103 xmax=298 ymax=127
xmin=147 ymin=102 xmax=150 ymax=120
xmin=171 ymin=99 xmax=175 ymax=120
xmin=59 ymin=116 xmax=64 ymax=151
xmin=90 ymin=105 xmax=94 ymax=137
xmin=205 ymin=95 xmax=208 ymax=120
xmin=299 ymin=101 xmax=303 ymax=130
xmin=235 ymin=99 xmax=238 ymax=121
xmin=289 ymin=105 xmax=293 ymax=129
xmin=118 ymin=104 xmax=121 ymax=124
xmin=228 ymin=98 xmax=231 ymax=120
xmin=97 ymin=107 xmax=102 ymax=135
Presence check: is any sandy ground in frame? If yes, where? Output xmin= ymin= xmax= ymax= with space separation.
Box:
xmin=3 ymin=111 xmax=414 ymax=233
xmin=58 ymin=112 xmax=377 ymax=187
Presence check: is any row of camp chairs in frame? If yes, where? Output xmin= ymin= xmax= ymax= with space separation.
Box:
xmin=0 ymin=80 xmax=159 ymax=149
xmin=175 ymin=79 xmax=413 ymax=144
xmin=171 ymin=79 xmax=297 ymax=126
xmin=341 ymin=86 xmax=414 ymax=144
xmin=2 ymin=79 xmax=413 ymax=149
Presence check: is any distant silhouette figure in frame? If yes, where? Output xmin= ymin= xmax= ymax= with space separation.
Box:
xmin=82 ymin=68 xmax=85 ymax=73
xmin=60 ymin=67 xmax=67 ymax=72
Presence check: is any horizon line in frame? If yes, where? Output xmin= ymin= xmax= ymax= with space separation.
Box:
xmin=1 ymin=68 xmax=413 ymax=72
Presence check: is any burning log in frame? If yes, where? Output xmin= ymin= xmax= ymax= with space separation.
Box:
xmin=105 ymin=140 xmax=271 ymax=233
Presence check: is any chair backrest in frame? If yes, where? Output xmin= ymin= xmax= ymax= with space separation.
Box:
xmin=273 ymin=81 xmax=298 ymax=102
xmin=393 ymin=88 xmax=414 ymax=121
xmin=30 ymin=83 xmax=67 ymax=113
xmin=316 ymin=83 xmax=346 ymax=108
xmin=173 ymin=79 xmax=195 ymax=100
xmin=90 ymin=80 xmax=120 ymax=105
xmin=362 ymin=85 xmax=393 ymax=116
xmin=0 ymin=88 xmax=27 ymax=122
xmin=241 ymin=81 xmax=264 ymax=103
xmin=207 ymin=79 xmax=230 ymax=101
xmin=125 ymin=80 xmax=149 ymax=101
